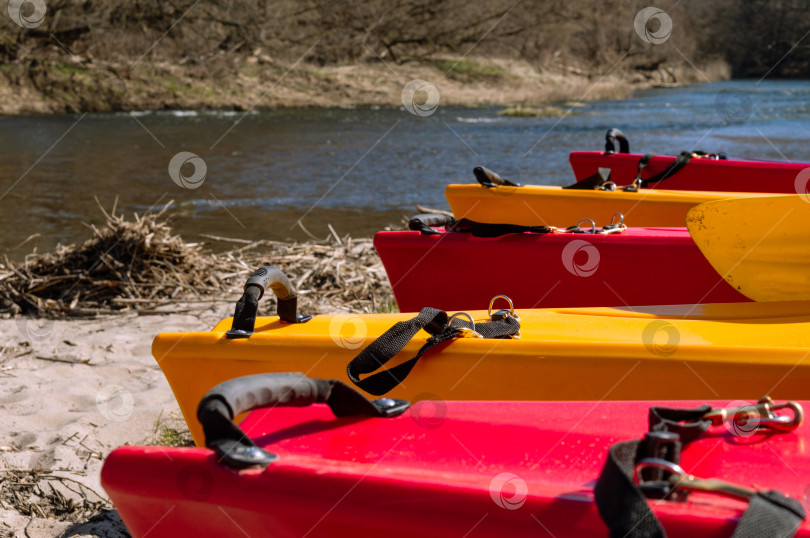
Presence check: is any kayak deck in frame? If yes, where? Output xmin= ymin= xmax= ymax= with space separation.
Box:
xmin=102 ymin=400 xmax=810 ymax=537
xmin=154 ymin=301 xmax=810 ymax=445
xmin=374 ymin=227 xmax=747 ymax=312
xmin=445 ymin=184 xmax=768 ymax=227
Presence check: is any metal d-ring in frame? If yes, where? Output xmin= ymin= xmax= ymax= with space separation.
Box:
xmin=447 ymin=312 xmax=476 ymax=332
xmin=599 ymin=181 xmax=617 ymax=191
xmin=488 ymin=295 xmax=517 ymax=318
xmin=600 ymin=212 xmax=627 ymax=234
xmin=577 ymin=218 xmax=597 ymax=234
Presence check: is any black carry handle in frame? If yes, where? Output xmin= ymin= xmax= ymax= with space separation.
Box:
xmin=408 ymin=213 xmax=456 ymax=235
xmin=226 ymin=266 xmax=311 ymax=339
xmin=473 ymin=166 xmax=521 ymax=187
xmin=605 ymin=128 xmax=629 ymax=154
xmin=197 ymin=372 xmax=410 ymax=469
xmin=635 ymin=151 xmax=693 ymax=187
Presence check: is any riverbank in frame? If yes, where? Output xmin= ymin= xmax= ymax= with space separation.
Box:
xmin=0 ymin=55 xmax=730 ymax=114
xmin=0 ymin=206 xmax=394 ymax=536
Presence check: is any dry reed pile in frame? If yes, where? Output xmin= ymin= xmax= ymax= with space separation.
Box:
xmin=0 ymin=202 xmax=394 ymax=317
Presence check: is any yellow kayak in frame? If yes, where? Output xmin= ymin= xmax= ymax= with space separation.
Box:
xmin=153 ymin=268 xmax=810 ymax=445
xmin=445 ymin=184 xmax=768 ymax=227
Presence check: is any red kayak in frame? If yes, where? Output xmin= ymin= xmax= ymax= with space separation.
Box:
xmin=374 ymin=218 xmax=747 ymax=312
xmin=102 ymin=374 xmax=808 ymax=537
xmin=569 ymin=128 xmax=810 ymax=193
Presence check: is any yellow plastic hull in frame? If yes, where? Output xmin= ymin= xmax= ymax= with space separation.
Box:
xmin=153 ymin=302 xmax=810 ymax=445
xmin=687 ymin=194 xmax=810 ymax=302
xmin=445 ymin=184 xmax=768 ymax=227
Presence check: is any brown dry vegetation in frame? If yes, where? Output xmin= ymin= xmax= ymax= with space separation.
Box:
xmin=0 ymin=201 xmax=393 ymax=318
xmin=1 ymin=0 xmax=798 ymax=113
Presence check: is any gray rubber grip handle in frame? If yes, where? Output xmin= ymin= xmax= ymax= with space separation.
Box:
xmin=473 ymin=166 xmax=520 ymax=187
xmin=227 ymin=266 xmax=310 ymax=337
xmin=409 ymin=213 xmax=454 ymax=228
xmin=196 ymin=373 xmax=410 ymax=469
xmin=202 ymin=372 xmax=329 ymax=418
xmin=244 ymin=266 xmax=294 ymax=301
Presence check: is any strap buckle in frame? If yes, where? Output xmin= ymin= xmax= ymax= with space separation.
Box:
xmin=699 ymin=396 xmax=803 ymax=434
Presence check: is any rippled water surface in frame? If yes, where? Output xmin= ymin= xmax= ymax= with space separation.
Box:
xmin=1 ymin=79 xmax=808 ymax=257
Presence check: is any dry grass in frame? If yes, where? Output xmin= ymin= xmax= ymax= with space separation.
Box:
xmin=0 ymin=471 xmax=109 ymax=523
xmin=0 ymin=200 xmax=394 ymax=318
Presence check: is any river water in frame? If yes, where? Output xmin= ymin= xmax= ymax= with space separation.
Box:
xmin=1 ymin=79 xmax=808 ymax=258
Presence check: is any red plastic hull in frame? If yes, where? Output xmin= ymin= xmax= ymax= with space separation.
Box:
xmin=374 ymin=229 xmax=747 ymax=312
xmin=102 ymin=400 xmax=810 ymax=537
xmin=569 ymin=151 xmax=809 ymax=192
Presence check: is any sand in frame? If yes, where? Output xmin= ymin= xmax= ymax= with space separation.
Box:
xmin=0 ymin=302 xmax=233 ymax=537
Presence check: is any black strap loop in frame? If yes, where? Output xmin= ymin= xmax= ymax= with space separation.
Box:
xmin=648 ymin=404 xmax=713 ymax=443
xmin=347 ymin=307 xmax=520 ymax=396
xmin=197 ymin=373 xmax=409 ymax=469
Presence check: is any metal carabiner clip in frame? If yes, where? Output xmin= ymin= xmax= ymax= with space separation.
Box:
xmin=447 ymin=312 xmax=483 ymax=338
xmin=634 ymin=458 xmax=756 ymax=502
xmin=701 ymin=396 xmax=804 ymax=434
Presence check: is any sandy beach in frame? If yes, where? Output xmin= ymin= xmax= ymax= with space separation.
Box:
xmin=0 ymin=302 xmax=237 ymax=537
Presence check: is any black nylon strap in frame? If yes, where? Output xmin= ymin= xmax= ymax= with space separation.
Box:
xmin=595 ymin=439 xmax=666 ymax=538
xmin=732 ymin=491 xmax=806 ymax=538
xmin=636 ymin=151 xmax=693 ymax=186
xmin=410 ymin=215 xmax=553 ymax=237
xmin=595 ymin=403 xmax=806 ymax=537
xmin=648 ymin=404 xmax=713 ymax=443
xmin=346 ymin=308 xmax=519 ymax=396
xmin=564 ymin=167 xmax=611 ymax=190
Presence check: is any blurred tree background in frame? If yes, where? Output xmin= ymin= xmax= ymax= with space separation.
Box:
xmin=2 ymin=0 xmax=806 ymax=75
xmin=0 ymin=0 xmax=806 ymax=111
